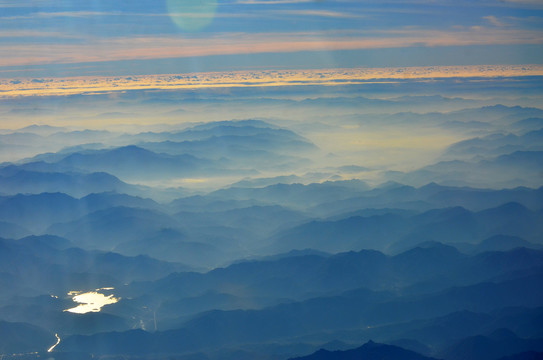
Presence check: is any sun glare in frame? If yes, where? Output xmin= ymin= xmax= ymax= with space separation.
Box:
xmin=167 ymin=0 xmax=218 ymax=32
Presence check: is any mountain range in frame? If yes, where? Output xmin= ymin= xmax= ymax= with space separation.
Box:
xmin=0 ymin=100 xmax=542 ymax=360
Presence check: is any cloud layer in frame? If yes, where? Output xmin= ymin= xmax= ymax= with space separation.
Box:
xmin=1 ymin=64 xmax=542 ymax=98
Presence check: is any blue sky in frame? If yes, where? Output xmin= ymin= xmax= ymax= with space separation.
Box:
xmin=1 ymin=0 xmax=542 ymax=77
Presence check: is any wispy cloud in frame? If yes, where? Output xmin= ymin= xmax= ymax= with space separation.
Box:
xmin=0 ymin=30 xmax=82 ymax=39
xmin=2 ymin=11 xmax=122 ymax=20
xmin=0 ymin=0 xmax=54 ymax=8
xmin=379 ymin=27 xmax=543 ymax=46
xmin=1 ymin=10 xmax=256 ymax=21
xmin=235 ymin=0 xmax=315 ymax=4
xmin=272 ymin=10 xmax=363 ymax=18
xmin=1 ymin=27 xmax=542 ymax=68
xmin=483 ymin=15 xmax=510 ymax=27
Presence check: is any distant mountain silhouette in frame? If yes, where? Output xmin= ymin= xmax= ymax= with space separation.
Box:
xmin=52 ymin=145 xmax=220 ymax=181
xmin=497 ymin=351 xmax=543 ymax=360
xmin=288 ymin=341 xmax=439 ymax=360
xmin=9 ymin=120 xmax=317 ymax=181
xmin=138 ymin=122 xmax=316 ymax=162
xmin=0 ymin=192 xmax=165 ymax=234
xmin=2 ymin=109 xmax=543 ymax=360
xmin=513 ymin=118 xmax=543 ymax=131
xmin=90 ymin=249 xmax=543 ymax=356
xmin=168 ymin=195 xmax=267 ymax=213
xmin=270 ymin=213 xmax=407 ymax=253
xmin=440 ymin=329 xmax=543 ymax=360
xmin=114 ymin=228 xmax=225 ymax=268
xmin=124 ymin=246 xmax=543 ymax=314
xmin=18 ymin=234 xmax=72 ymax=250
xmin=0 ymin=167 xmax=140 ymax=197
xmin=0 ymin=320 xmax=55 ymax=354
xmin=0 ymin=219 xmax=30 ymax=238
xmin=231 ymin=174 xmax=306 ymax=188
xmin=0 ymin=235 xmax=189 ymax=299
xmin=173 ymin=204 xmax=309 ymax=241
xmin=299 ymin=182 xmax=543 ymax=217
xmin=387 ymin=151 xmax=543 ymax=188
xmin=16 ymin=124 xmax=66 ymax=135
xmin=80 ymin=192 xmax=162 ymax=212
xmin=47 ymin=206 xmax=181 ymax=249
xmin=442 ymin=129 xmax=543 ymax=160
xmin=454 ymin=235 xmax=538 ymax=254
xmin=0 ymin=192 xmax=81 ymax=232
xmin=445 ymin=105 xmax=543 ymax=124
xmin=209 ymin=180 xmax=371 ymax=209
xmin=272 ymin=201 xmax=543 ymax=254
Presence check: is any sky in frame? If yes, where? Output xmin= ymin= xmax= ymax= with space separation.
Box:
xmin=1 ymin=0 xmax=543 ymax=79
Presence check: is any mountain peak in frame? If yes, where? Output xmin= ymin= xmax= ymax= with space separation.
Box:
xmin=289 ymin=341 xmax=439 ymax=360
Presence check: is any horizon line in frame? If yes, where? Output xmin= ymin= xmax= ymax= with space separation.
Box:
xmin=1 ymin=64 xmax=543 ymax=98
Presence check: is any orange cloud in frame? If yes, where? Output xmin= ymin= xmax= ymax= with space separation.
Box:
xmin=1 ymin=64 xmax=542 ymax=98
xmin=1 ymin=27 xmax=542 ymax=68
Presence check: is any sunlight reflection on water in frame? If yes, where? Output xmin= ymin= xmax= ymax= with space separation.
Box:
xmin=64 ymin=288 xmax=119 ymax=314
